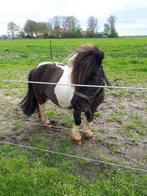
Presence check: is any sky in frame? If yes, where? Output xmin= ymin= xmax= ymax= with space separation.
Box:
xmin=0 ymin=0 xmax=147 ymax=36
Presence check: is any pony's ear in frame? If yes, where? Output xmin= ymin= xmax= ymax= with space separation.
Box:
xmin=100 ymin=50 xmax=105 ymax=59
xmin=99 ymin=50 xmax=105 ymax=60
xmin=97 ymin=50 xmax=105 ymax=65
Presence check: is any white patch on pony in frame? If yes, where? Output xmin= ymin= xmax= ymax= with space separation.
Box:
xmin=36 ymin=61 xmax=74 ymax=108
xmin=37 ymin=62 xmax=65 ymax=69
xmin=66 ymin=52 xmax=77 ymax=67
xmin=55 ymin=65 xmax=75 ymax=108
xmin=37 ymin=62 xmax=53 ymax=68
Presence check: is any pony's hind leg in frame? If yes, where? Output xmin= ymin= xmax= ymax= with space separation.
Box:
xmin=38 ymin=103 xmax=49 ymax=125
xmin=37 ymin=105 xmax=41 ymax=120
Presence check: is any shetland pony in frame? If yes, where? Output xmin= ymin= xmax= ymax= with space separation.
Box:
xmin=20 ymin=44 xmax=110 ymax=144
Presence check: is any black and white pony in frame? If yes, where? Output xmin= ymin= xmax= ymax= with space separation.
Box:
xmin=20 ymin=44 xmax=110 ymax=144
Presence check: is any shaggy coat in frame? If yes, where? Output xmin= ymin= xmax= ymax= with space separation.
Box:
xmin=19 ymin=44 xmax=108 ymax=143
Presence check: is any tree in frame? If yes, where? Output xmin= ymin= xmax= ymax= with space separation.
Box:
xmin=36 ymin=22 xmax=48 ymax=38
xmin=24 ymin=20 xmax=38 ymax=37
xmin=47 ymin=19 xmax=52 ymax=33
xmin=107 ymin=15 xmax=118 ymax=37
xmin=51 ymin=16 xmax=62 ymax=37
xmin=37 ymin=22 xmax=48 ymax=32
xmin=48 ymin=15 xmax=81 ymax=38
xmin=7 ymin=22 xmax=19 ymax=39
xmin=104 ymin=23 xmax=110 ymax=36
xmin=61 ymin=16 xmax=68 ymax=37
xmin=66 ymin=16 xmax=81 ymax=37
xmin=18 ymin=30 xmax=25 ymax=38
xmin=87 ymin=16 xmax=98 ymax=37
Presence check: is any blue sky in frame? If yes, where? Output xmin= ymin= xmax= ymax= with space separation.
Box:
xmin=0 ymin=0 xmax=147 ymax=36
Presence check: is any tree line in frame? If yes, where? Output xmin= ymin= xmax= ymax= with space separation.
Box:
xmin=5 ymin=15 xmax=118 ymax=39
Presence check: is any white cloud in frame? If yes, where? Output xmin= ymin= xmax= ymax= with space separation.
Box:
xmin=117 ymin=20 xmax=147 ymax=36
xmin=0 ymin=0 xmax=147 ymax=35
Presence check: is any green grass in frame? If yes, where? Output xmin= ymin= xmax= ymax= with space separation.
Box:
xmin=46 ymin=108 xmax=74 ymax=128
xmin=121 ymin=113 xmax=146 ymax=139
xmin=106 ymin=112 xmax=124 ymax=123
xmin=0 ymin=38 xmax=147 ymax=87
xmin=122 ymin=123 xmax=145 ymax=139
xmin=0 ymin=37 xmax=147 ymax=195
xmin=95 ymin=111 xmax=101 ymax=117
xmin=0 ymin=145 xmax=147 ymax=196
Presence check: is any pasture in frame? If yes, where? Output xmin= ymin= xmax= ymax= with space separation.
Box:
xmin=0 ymin=37 xmax=147 ymax=195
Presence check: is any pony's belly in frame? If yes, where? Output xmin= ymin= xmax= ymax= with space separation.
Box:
xmin=54 ymin=85 xmax=74 ymax=108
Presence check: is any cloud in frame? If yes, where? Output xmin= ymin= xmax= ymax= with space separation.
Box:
xmin=117 ymin=20 xmax=147 ymax=36
xmin=0 ymin=0 xmax=147 ymax=35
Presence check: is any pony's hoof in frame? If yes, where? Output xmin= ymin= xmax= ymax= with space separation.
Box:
xmin=83 ymin=130 xmax=94 ymax=139
xmin=70 ymin=131 xmax=82 ymax=145
xmin=75 ymin=139 xmax=82 ymax=145
xmin=42 ymin=119 xmax=50 ymax=126
xmin=37 ymin=113 xmax=41 ymax=120
xmin=87 ymin=136 xmax=94 ymax=144
xmin=45 ymin=120 xmax=50 ymax=126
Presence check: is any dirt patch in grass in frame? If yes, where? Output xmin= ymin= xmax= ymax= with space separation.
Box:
xmin=0 ymin=91 xmax=147 ymax=172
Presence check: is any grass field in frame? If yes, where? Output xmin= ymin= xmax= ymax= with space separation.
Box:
xmin=0 ymin=37 xmax=147 ymax=195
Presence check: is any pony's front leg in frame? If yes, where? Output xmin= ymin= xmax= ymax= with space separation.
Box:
xmin=83 ymin=111 xmax=94 ymax=141
xmin=70 ymin=110 xmax=82 ymax=145
xmin=38 ymin=103 xmax=49 ymax=125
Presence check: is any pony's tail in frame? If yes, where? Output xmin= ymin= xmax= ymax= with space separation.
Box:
xmin=19 ymin=69 xmax=37 ymax=116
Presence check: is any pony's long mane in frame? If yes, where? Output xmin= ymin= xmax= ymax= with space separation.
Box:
xmin=70 ymin=44 xmax=104 ymax=84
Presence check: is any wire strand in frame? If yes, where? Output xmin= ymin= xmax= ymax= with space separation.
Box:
xmin=0 ymin=79 xmax=147 ymax=91
xmin=0 ymin=79 xmax=147 ymax=172
xmin=0 ymin=140 xmax=147 ymax=173
xmin=19 ymin=120 xmax=147 ymax=143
